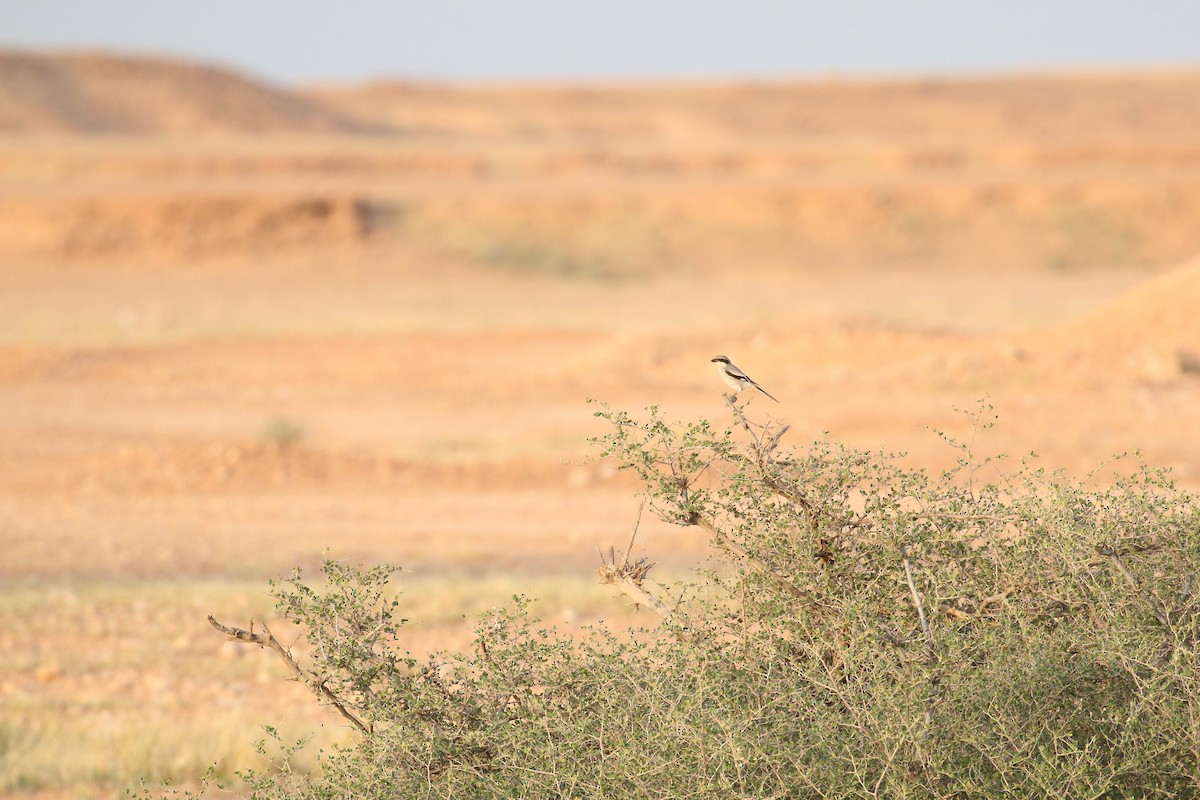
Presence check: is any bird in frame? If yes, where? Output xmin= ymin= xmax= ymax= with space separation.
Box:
xmin=711 ymin=355 xmax=779 ymax=402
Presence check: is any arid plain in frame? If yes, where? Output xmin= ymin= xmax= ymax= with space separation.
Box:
xmin=2 ymin=50 xmax=1200 ymax=797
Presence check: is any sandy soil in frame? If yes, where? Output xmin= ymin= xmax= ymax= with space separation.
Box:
xmin=4 ymin=265 xmax=1200 ymax=584
xmin=2 ymin=51 xmax=1200 ymax=798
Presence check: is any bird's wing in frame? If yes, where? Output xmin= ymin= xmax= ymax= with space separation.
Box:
xmin=726 ymin=365 xmax=752 ymax=381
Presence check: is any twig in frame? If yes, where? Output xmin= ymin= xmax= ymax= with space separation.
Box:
xmin=913 ymin=511 xmax=1012 ymax=524
xmin=1097 ymin=545 xmax=1172 ymax=630
xmin=763 ymin=475 xmax=816 ymax=521
xmin=900 ymin=545 xmax=941 ymax=736
xmin=688 ymin=512 xmax=812 ymax=603
xmin=900 ymin=545 xmax=933 ymax=655
xmin=723 ymin=393 xmax=751 ymax=432
xmin=759 ymin=423 xmax=791 ymax=462
xmin=207 ymin=615 xmax=370 ymax=734
xmin=622 ymin=500 xmax=646 ymax=568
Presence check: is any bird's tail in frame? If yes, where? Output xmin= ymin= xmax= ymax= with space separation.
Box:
xmin=755 ymin=384 xmax=780 ymax=403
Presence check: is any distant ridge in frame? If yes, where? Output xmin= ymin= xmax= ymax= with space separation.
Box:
xmin=5 ymin=48 xmax=1200 ymax=141
xmin=307 ymin=68 xmax=1200 ymax=142
xmin=0 ymin=49 xmax=383 ymax=135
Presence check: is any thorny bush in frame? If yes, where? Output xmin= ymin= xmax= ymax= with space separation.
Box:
xmin=190 ymin=402 xmax=1200 ymax=799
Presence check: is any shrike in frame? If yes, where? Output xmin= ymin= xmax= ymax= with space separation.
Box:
xmin=711 ymin=355 xmax=779 ymax=402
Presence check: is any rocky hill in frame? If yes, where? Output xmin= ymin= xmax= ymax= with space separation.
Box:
xmin=0 ymin=49 xmax=375 ymax=135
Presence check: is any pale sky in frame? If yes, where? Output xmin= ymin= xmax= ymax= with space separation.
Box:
xmin=2 ymin=0 xmax=1198 ymax=84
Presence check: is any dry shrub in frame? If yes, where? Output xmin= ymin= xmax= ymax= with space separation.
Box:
xmin=188 ymin=402 xmax=1200 ymax=799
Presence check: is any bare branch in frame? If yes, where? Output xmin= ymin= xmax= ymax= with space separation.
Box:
xmin=763 ymin=475 xmax=817 ymax=521
xmin=900 ymin=545 xmax=934 ymax=657
xmin=760 ymin=423 xmax=791 ymax=462
xmin=597 ymin=558 xmax=675 ymax=620
xmin=915 ymin=511 xmax=1012 ymax=523
xmin=900 ymin=545 xmax=941 ymax=737
xmin=688 ymin=512 xmax=813 ymax=603
xmin=598 ymin=506 xmax=675 ymax=619
xmin=723 ymin=392 xmax=751 ymax=431
xmin=621 ymin=500 xmax=646 ymax=569
xmin=1097 ymin=546 xmax=1172 ymax=630
xmin=208 ymin=615 xmax=370 ymax=734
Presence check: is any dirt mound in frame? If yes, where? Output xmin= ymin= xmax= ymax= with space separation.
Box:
xmin=1053 ymin=255 xmax=1200 ymax=381
xmin=0 ymin=49 xmax=374 ymax=135
xmin=1069 ymin=255 xmax=1200 ymax=346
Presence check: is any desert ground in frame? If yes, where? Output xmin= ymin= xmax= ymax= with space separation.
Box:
xmin=2 ymin=50 xmax=1200 ymax=797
